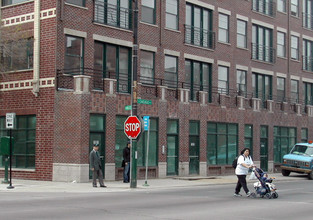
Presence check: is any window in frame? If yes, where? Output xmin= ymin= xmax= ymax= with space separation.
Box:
xmin=237 ymin=69 xmax=247 ymax=96
xmin=207 ymin=123 xmax=238 ymax=165
xmin=291 ymin=0 xmax=299 ymax=16
xmin=301 ymin=128 xmax=308 ymax=143
xmin=115 ymin=116 xmax=128 ymax=168
xmin=166 ymin=0 xmax=178 ymax=30
xmin=65 ymin=35 xmax=84 ymax=74
xmin=185 ymin=4 xmax=214 ymax=49
xmin=277 ymin=77 xmax=285 ymax=102
xmin=164 ymin=55 xmax=178 ymax=88
xmin=244 ymin=125 xmax=253 ymax=156
xmin=218 ymin=66 xmax=229 ymax=94
xmin=291 ymin=79 xmax=299 ymax=103
xmin=167 ymin=119 xmax=179 ymax=175
xmin=303 ymin=39 xmax=313 ymax=71
xmin=218 ymin=13 xmax=229 ymax=43
xmin=0 ymin=38 xmax=33 ymax=72
xmin=66 ymin=0 xmax=85 ymax=7
xmin=291 ymin=35 xmax=299 ymax=60
xmin=141 ymin=0 xmax=155 ymax=24
xmin=277 ymin=0 xmax=286 ymax=13
xmin=252 ymin=25 xmax=274 ymax=63
xmin=277 ymin=32 xmax=286 ymax=57
xmin=304 ymin=82 xmax=313 ymax=105
xmin=252 ymin=72 xmax=272 ymax=101
xmin=94 ymin=42 xmax=131 ymax=93
xmin=252 ymin=0 xmax=275 ymax=16
xmin=0 ymin=115 xmax=36 ymax=169
xmin=303 ymin=0 xmax=313 ymax=29
xmin=274 ymin=127 xmax=296 ymax=163
xmin=237 ymin=20 xmax=247 ymax=48
xmin=1 ymin=0 xmax=28 ymax=6
xmin=137 ymin=118 xmax=158 ymax=166
xmin=185 ymin=60 xmax=212 ymax=101
xmin=140 ymin=50 xmax=155 ymax=84
xmin=94 ymin=0 xmax=131 ymax=30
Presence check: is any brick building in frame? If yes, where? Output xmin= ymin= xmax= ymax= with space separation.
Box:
xmin=1 ymin=0 xmax=313 ymax=182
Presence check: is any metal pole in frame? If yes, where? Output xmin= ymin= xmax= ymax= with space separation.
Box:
xmin=130 ymin=0 xmax=139 ymax=189
xmin=7 ymin=129 xmax=14 ymax=189
xmin=143 ymin=119 xmax=150 ymax=186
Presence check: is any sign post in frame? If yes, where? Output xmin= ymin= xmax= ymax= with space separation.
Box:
xmin=6 ymin=113 xmax=15 ymax=189
xmin=143 ymin=116 xmax=150 ymax=186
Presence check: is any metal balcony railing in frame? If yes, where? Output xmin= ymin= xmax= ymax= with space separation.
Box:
xmin=94 ymin=1 xmax=132 ymax=30
xmin=252 ymin=0 xmax=276 ymax=17
xmin=302 ymin=56 xmax=313 ymax=72
xmin=184 ymin=25 xmax=215 ymax=50
xmin=252 ymin=43 xmax=275 ymax=63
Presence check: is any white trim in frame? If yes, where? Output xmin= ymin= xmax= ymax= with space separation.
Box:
xmin=277 ymin=27 xmax=287 ymax=33
xmin=303 ymin=34 xmax=313 ymax=42
xmin=93 ymin=34 xmax=133 ymax=47
xmin=64 ymin=28 xmax=87 ymax=38
xmin=251 ymin=67 xmax=274 ymax=76
xmin=236 ymin=64 xmax=248 ymax=71
xmin=290 ymin=75 xmax=300 ymax=80
xmin=218 ymin=7 xmax=231 ymax=15
xmin=0 ymin=77 xmax=55 ymax=92
xmin=236 ymin=14 xmax=249 ymax=21
xmin=252 ymin=19 xmax=274 ymax=29
xmin=184 ymin=53 xmax=214 ymax=63
xmin=164 ymin=49 xmax=180 ymax=57
xmin=186 ymin=0 xmax=214 ymax=10
xmin=139 ymin=44 xmax=157 ymax=52
xmin=217 ymin=60 xmax=231 ymax=67
xmin=302 ymin=77 xmax=313 ymax=83
xmin=290 ymin=31 xmax=300 ymax=37
xmin=276 ymin=72 xmax=287 ymax=78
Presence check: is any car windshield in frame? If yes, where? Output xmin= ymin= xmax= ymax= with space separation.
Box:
xmin=290 ymin=145 xmax=313 ymax=156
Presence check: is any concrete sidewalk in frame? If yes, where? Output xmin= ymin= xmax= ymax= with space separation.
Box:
xmin=0 ymin=173 xmax=307 ymax=193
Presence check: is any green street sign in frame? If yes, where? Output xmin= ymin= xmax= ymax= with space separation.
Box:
xmin=125 ymin=105 xmax=132 ymax=111
xmin=138 ymin=99 xmax=152 ymax=105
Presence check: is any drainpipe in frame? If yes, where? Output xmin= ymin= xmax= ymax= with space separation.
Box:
xmin=32 ymin=0 xmax=40 ymax=97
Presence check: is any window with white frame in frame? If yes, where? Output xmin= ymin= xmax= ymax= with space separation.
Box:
xmin=291 ymin=79 xmax=299 ymax=103
xmin=166 ymin=0 xmax=179 ymax=30
xmin=218 ymin=66 xmax=229 ymax=94
xmin=277 ymin=32 xmax=286 ymax=57
xmin=277 ymin=0 xmax=286 ymax=13
xmin=291 ymin=0 xmax=299 ymax=16
xmin=237 ymin=69 xmax=247 ymax=96
xmin=165 ymin=55 xmax=178 ymax=88
xmin=141 ymin=0 xmax=155 ymax=24
xmin=218 ymin=13 xmax=229 ymax=43
xmin=237 ymin=19 xmax=247 ymax=48
xmin=291 ymin=35 xmax=299 ymax=60
xmin=277 ymin=77 xmax=285 ymax=102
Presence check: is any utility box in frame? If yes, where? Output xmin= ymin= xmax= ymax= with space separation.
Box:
xmin=0 ymin=136 xmax=14 ymax=156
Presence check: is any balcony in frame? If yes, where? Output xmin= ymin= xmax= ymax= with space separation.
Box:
xmin=184 ymin=25 xmax=215 ymax=50
xmin=94 ymin=1 xmax=132 ymax=30
xmin=303 ymin=56 xmax=313 ymax=72
xmin=252 ymin=0 xmax=276 ymax=17
xmin=252 ymin=43 xmax=275 ymax=63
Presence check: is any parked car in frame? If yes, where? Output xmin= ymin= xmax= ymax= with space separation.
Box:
xmin=281 ymin=142 xmax=313 ymax=180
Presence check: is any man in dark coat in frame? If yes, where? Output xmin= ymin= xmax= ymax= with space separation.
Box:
xmin=90 ymin=144 xmax=106 ymax=187
xmin=123 ymin=141 xmax=131 ymax=183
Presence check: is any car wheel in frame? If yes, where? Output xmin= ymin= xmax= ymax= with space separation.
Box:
xmin=308 ymin=170 xmax=313 ymax=180
xmin=281 ymin=169 xmax=290 ymax=176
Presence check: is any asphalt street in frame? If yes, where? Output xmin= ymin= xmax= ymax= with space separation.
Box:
xmin=0 ymin=178 xmax=312 ymax=220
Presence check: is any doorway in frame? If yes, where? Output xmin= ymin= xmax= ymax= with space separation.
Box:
xmin=189 ymin=121 xmax=200 ymax=175
xmin=260 ymin=126 xmax=268 ymax=171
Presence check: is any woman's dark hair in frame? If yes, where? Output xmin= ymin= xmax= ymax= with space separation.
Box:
xmin=240 ymin=148 xmax=250 ymax=155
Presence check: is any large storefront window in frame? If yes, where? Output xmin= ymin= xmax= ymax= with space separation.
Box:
xmin=207 ymin=123 xmax=238 ymax=165
xmin=274 ymin=127 xmax=296 ymax=163
xmin=0 ymin=115 xmax=36 ymax=169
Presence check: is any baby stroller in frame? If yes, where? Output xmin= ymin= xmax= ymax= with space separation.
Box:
xmin=252 ymin=168 xmax=278 ymax=199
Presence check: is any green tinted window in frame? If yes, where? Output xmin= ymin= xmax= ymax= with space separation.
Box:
xmin=167 ymin=120 xmax=178 ymax=134
xmin=90 ymin=115 xmax=104 ymax=131
xmin=189 ymin=121 xmax=199 ymax=135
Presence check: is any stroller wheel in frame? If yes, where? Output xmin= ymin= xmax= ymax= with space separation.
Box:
xmin=265 ymin=193 xmax=271 ymax=199
xmin=272 ymin=192 xmax=278 ymax=199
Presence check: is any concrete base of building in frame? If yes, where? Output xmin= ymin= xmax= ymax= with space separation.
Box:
xmin=268 ymin=161 xmax=274 ymax=173
xmin=53 ymin=163 xmax=89 ymax=183
xmin=158 ymin=162 xmax=167 ymax=178
xmin=105 ymin=163 xmax=115 ymax=181
xmin=179 ymin=162 xmax=189 ymax=176
xmin=200 ymin=162 xmax=207 ymax=176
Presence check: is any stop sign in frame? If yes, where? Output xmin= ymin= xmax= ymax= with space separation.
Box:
xmin=124 ymin=116 xmax=141 ymax=139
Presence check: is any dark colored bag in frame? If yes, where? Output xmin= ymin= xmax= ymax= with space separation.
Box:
xmin=122 ymin=160 xmax=125 ymax=167
xmin=232 ymin=156 xmax=239 ymax=169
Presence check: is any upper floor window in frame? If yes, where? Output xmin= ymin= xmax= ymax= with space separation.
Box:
xmin=252 ymin=72 xmax=272 ymax=101
xmin=252 ymin=24 xmax=274 ymax=63
xmin=277 ymin=77 xmax=285 ymax=102
xmin=164 ymin=55 xmax=178 ymax=88
xmin=218 ymin=13 xmax=229 ymax=43
xmin=303 ymin=0 xmax=313 ymax=30
xmin=252 ymin=0 xmax=275 ymax=17
xmin=166 ymin=0 xmax=179 ymax=30
xmin=140 ymin=50 xmax=155 ymax=85
xmin=237 ymin=69 xmax=247 ymax=96
xmin=291 ymin=79 xmax=299 ymax=103
xmin=291 ymin=35 xmax=299 ymax=60
xmin=303 ymin=39 xmax=313 ymax=72
xmin=277 ymin=0 xmax=286 ymax=13
xmin=0 ymin=38 xmax=33 ymax=72
xmin=218 ymin=66 xmax=229 ymax=94
xmin=237 ymin=19 xmax=247 ymax=48
xmin=277 ymin=32 xmax=286 ymax=58
xmin=141 ymin=0 xmax=155 ymax=24
xmin=94 ymin=0 xmax=132 ymax=30
xmin=301 ymin=128 xmax=308 ymax=143
xmin=66 ymin=0 xmax=85 ymax=7
xmin=185 ymin=4 xmax=214 ymax=49
xmin=304 ymin=82 xmax=313 ymax=105
xmin=65 ymin=35 xmax=84 ymax=74
xmin=291 ymin=0 xmax=299 ymax=17
xmin=1 ymin=0 xmax=28 ymax=6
